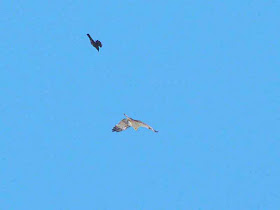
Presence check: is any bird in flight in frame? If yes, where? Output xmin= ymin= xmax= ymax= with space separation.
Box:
xmin=112 ymin=114 xmax=158 ymax=133
xmin=87 ymin=34 xmax=102 ymax=51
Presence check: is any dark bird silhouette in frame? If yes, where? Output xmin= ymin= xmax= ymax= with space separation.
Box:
xmin=87 ymin=34 xmax=102 ymax=52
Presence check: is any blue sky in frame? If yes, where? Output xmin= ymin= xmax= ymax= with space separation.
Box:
xmin=1 ymin=0 xmax=279 ymax=209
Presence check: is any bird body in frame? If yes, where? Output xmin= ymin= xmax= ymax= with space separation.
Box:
xmin=87 ymin=34 xmax=102 ymax=51
xmin=112 ymin=114 xmax=158 ymax=133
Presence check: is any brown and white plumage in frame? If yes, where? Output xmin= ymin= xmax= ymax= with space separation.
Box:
xmin=112 ymin=118 xmax=130 ymax=132
xmin=87 ymin=34 xmax=102 ymax=51
xmin=112 ymin=114 xmax=158 ymax=133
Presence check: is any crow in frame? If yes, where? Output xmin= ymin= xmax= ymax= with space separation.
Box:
xmin=87 ymin=34 xmax=102 ymax=52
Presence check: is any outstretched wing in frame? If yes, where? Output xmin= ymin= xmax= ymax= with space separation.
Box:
xmin=96 ymin=40 xmax=102 ymax=47
xmin=87 ymin=34 xmax=94 ymax=44
xmin=112 ymin=119 xmax=130 ymax=132
xmin=132 ymin=119 xmax=158 ymax=133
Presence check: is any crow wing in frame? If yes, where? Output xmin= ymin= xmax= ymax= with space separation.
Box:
xmin=87 ymin=34 xmax=94 ymax=44
xmin=96 ymin=40 xmax=102 ymax=47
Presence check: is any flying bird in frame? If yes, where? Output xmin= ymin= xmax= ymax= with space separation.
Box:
xmin=87 ymin=34 xmax=102 ymax=51
xmin=112 ymin=114 xmax=158 ymax=133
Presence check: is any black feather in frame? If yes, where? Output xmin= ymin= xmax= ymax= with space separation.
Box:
xmin=87 ymin=34 xmax=102 ymax=52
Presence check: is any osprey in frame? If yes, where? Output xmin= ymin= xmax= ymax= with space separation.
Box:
xmin=87 ymin=34 xmax=102 ymax=51
xmin=112 ymin=114 xmax=158 ymax=133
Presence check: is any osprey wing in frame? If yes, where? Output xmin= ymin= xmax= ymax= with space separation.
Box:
xmin=134 ymin=119 xmax=159 ymax=133
xmin=112 ymin=119 xmax=130 ymax=132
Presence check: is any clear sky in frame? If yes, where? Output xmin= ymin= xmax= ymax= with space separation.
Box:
xmin=1 ymin=0 xmax=279 ymax=209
